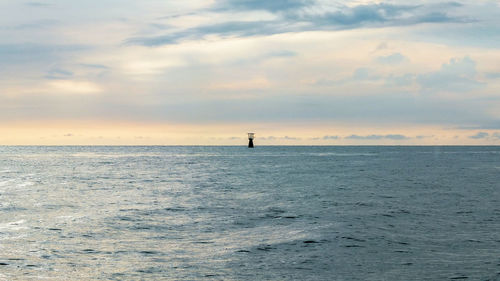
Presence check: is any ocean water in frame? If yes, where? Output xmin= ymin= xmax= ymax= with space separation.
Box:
xmin=0 ymin=146 xmax=499 ymax=280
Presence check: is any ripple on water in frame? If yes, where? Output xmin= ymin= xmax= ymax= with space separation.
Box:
xmin=0 ymin=146 xmax=499 ymax=280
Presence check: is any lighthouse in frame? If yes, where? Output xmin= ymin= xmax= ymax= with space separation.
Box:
xmin=248 ymin=133 xmax=255 ymax=148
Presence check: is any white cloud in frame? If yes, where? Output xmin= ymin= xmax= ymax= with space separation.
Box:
xmin=375 ymin=52 xmax=408 ymax=64
xmin=417 ymin=56 xmax=484 ymax=92
xmin=46 ymin=80 xmax=103 ymax=95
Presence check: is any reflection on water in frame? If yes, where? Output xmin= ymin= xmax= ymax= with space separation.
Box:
xmin=0 ymin=146 xmax=499 ymax=280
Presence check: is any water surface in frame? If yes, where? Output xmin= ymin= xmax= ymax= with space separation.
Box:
xmin=0 ymin=146 xmax=499 ymax=280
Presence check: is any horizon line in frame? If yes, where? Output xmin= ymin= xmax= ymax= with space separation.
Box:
xmin=1 ymin=144 xmax=499 ymax=147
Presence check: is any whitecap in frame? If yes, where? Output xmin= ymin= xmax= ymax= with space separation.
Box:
xmin=0 ymin=179 xmax=15 ymax=187
xmin=0 ymin=220 xmax=28 ymax=231
xmin=17 ymin=181 xmax=34 ymax=187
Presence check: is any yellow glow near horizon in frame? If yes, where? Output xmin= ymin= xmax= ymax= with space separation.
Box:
xmin=0 ymin=121 xmax=498 ymax=145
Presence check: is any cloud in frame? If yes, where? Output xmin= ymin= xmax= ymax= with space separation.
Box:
xmin=352 ymin=68 xmax=381 ymax=81
xmin=373 ymin=42 xmax=389 ymax=52
xmin=195 ymin=21 xmax=276 ymax=37
xmin=346 ymin=135 xmax=383 ymax=140
xmin=417 ymin=56 xmax=484 ymax=92
xmin=128 ymin=2 xmax=468 ymax=46
xmin=385 ymin=73 xmax=415 ymax=86
xmin=327 ymin=68 xmax=414 ymax=86
xmin=310 ymin=2 xmax=466 ymax=28
xmin=281 ymin=136 xmax=300 ymax=140
xmin=63 ymin=133 xmax=73 ymax=137
xmin=493 ymin=133 xmax=500 ymax=139
xmin=25 ymin=2 xmax=51 ymax=7
xmin=468 ymin=132 xmax=489 ymax=139
xmin=376 ymin=53 xmax=408 ymax=64
xmin=80 ymin=63 xmax=109 ymax=69
xmin=314 ymin=4 xmax=416 ymax=26
xmin=456 ymin=124 xmax=500 ymax=130
xmin=485 ymin=73 xmax=500 ymax=79
xmin=411 ymin=12 xmax=459 ymax=24
xmin=346 ymin=134 xmax=410 ymax=140
xmin=266 ymin=50 xmax=296 ymax=58
xmin=47 ymin=80 xmax=103 ymax=95
xmin=0 ymin=44 xmax=87 ymax=64
xmin=95 ymin=91 xmax=495 ymax=127
xmin=45 ymin=68 xmax=74 ymax=79
xmin=215 ymin=0 xmax=312 ymax=12
xmin=213 ymin=0 xmax=467 ymax=28
xmin=6 ymin=19 xmax=59 ymax=30
xmin=128 ymin=21 xmax=277 ymax=46
xmin=385 ymin=134 xmax=410 ymax=140
xmin=323 ymin=135 xmax=339 ymax=140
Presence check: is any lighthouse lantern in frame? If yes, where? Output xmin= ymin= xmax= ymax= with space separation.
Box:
xmin=247 ymin=133 xmax=255 ymax=148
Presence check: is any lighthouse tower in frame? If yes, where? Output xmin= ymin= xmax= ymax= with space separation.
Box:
xmin=248 ymin=133 xmax=255 ymax=148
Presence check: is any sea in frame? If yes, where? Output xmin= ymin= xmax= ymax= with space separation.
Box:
xmin=0 ymin=146 xmax=499 ymax=280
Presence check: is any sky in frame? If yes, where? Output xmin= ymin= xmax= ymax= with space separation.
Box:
xmin=1 ymin=0 xmax=500 ymax=145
